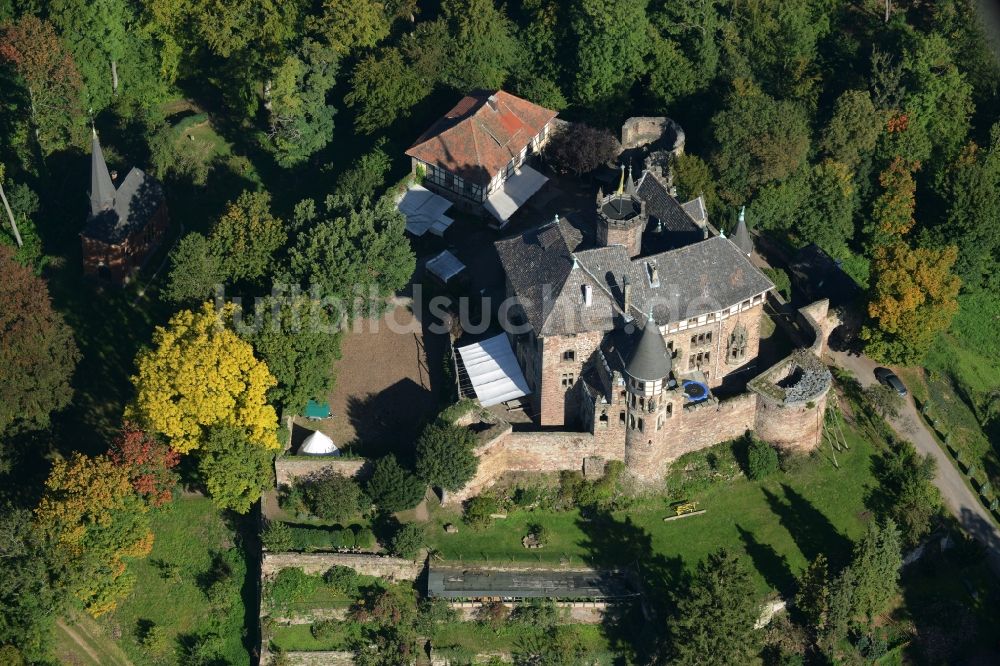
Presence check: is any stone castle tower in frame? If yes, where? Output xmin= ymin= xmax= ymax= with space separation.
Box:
xmin=621 ymin=313 xmax=674 ymax=480
xmin=596 ymin=165 xmax=647 ymax=258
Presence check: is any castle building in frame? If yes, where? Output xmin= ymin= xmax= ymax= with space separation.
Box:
xmin=81 ymin=129 xmax=168 ymax=285
xmin=483 ymin=165 xmax=832 ymax=484
xmin=405 ymin=90 xmax=558 ymax=225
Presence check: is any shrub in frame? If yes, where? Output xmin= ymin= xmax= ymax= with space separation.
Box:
xmin=262 ymin=521 xmax=294 ymax=551
xmin=278 ymin=483 xmax=308 ymax=517
xmin=415 ymin=598 xmax=458 ymax=633
xmin=510 ymin=599 xmax=561 ymax=629
xmin=268 ymin=568 xmax=321 ymax=610
xmin=747 ymin=437 xmax=780 ymax=480
xmin=300 ymin=473 xmax=365 ymax=522
xmin=365 ymin=455 xmax=426 ymax=513
xmin=310 ymin=619 xmax=338 ymax=641
xmin=353 ymin=526 xmax=376 ymax=550
xmin=476 ymin=600 xmax=509 ymax=631
xmin=324 ymin=566 xmax=361 ymax=597
xmin=527 ymin=523 xmax=550 ymax=546
xmin=329 ymin=527 xmax=351 ymax=549
xmin=463 ymin=495 xmax=499 ymax=529
xmin=389 ymin=523 xmax=424 ymax=558
xmin=763 ymin=267 xmax=791 ymax=301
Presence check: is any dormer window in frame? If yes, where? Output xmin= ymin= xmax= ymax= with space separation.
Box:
xmin=582 ymin=284 xmax=593 ymax=306
xmin=646 ymin=261 xmax=660 ymax=287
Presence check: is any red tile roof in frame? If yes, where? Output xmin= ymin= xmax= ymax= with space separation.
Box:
xmin=405 ymin=90 xmax=558 ymax=186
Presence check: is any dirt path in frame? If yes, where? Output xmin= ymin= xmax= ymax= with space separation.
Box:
xmin=828 ymin=348 xmax=1000 ymax=578
xmin=55 ymin=615 xmax=133 ymax=666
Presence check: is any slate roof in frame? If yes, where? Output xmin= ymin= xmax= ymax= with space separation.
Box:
xmin=499 ymin=217 xmax=775 ymax=337
xmin=406 ymin=90 xmax=558 ymax=186
xmin=427 ymin=566 xmax=638 ymax=599
xmin=680 ymin=196 xmax=707 ymax=226
xmin=83 ymin=167 xmax=165 ymax=245
xmin=90 ymin=130 xmax=115 ymax=215
xmin=732 ymin=215 xmax=753 ymax=255
xmin=636 ymin=171 xmax=700 ymax=234
xmin=623 ymin=318 xmax=672 ymax=381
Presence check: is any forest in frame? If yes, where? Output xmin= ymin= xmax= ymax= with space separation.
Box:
xmin=1 ymin=0 xmax=999 ymax=664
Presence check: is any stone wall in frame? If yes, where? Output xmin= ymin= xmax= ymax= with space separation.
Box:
xmin=661 ymin=303 xmax=764 ymax=388
xmin=285 ymin=651 xmax=355 ymax=666
xmin=538 ymin=330 xmax=605 ymax=426
xmin=448 ymin=428 xmax=625 ymax=503
xmin=621 ymin=117 xmax=684 ymax=153
xmin=450 ymin=601 xmax=607 ymax=624
xmin=797 ymin=299 xmax=836 ymax=357
xmin=274 ymin=457 xmax=369 ymax=488
xmin=262 ymin=552 xmax=424 ymax=581
xmin=754 ymin=391 xmax=828 ymax=452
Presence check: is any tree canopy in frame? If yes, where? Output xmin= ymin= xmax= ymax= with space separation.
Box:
xmin=0 ymin=245 xmax=79 ymax=436
xmin=129 ymin=302 xmax=280 ymax=454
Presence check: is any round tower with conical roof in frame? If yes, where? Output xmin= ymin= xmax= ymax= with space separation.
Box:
xmin=622 ymin=312 xmax=673 ymax=480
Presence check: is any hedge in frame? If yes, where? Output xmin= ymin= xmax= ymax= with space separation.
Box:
xmin=285 ymin=524 xmax=377 ymax=552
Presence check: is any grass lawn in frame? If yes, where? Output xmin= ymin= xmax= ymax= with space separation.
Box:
xmin=425 ymin=419 xmax=875 ymax=597
xmin=52 ymin=612 xmax=133 ymax=666
xmin=98 ymin=495 xmax=252 ymax=666
xmin=270 ymin=622 xmax=363 ymax=651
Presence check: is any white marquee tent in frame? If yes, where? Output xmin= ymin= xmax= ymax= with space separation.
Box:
xmin=300 ymin=430 xmax=339 ymax=456
xmin=456 ymin=334 xmax=530 ymax=407
xmin=397 ymin=184 xmax=454 ymax=237
xmin=483 ymin=165 xmax=548 ymax=226
xmin=425 ymin=250 xmax=465 ymax=284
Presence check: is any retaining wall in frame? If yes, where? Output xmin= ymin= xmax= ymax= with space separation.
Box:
xmin=262 ymin=552 xmax=424 ymax=580
xmin=274 ymin=457 xmax=369 ymax=488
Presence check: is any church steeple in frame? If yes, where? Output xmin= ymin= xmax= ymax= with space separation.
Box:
xmin=89 ymin=127 xmax=115 ymax=216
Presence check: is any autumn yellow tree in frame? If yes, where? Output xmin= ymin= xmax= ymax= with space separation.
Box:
xmin=128 ymin=302 xmax=280 ymax=453
xmin=862 ymin=242 xmax=961 ymax=364
xmin=866 ymin=157 xmax=919 ymax=247
xmin=34 ymin=453 xmax=153 ymax=616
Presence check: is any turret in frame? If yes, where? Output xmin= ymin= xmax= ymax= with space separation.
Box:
xmin=89 ymin=128 xmax=115 ymax=216
xmin=596 ymin=164 xmax=647 ymax=258
xmin=622 ymin=312 xmax=673 ymax=480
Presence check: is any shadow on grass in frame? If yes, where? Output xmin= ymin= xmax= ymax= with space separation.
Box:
xmin=763 ymin=484 xmax=854 ymax=572
xmin=345 ymin=378 xmax=435 ymax=461
xmin=736 ymin=524 xmax=796 ymax=596
xmin=576 ymin=511 xmax=688 ymax=662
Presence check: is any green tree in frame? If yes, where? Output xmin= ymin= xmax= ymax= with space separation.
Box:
xmin=365 ymin=455 xmax=425 ymax=513
xmin=439 ymin=0 xmax=520 ymax=91
xmin=345 ymin=48 xmax=430 ymax=134
xmin=672 ymin=153 xmax=719 ymax=218
xmin=300 ymin=474 xmax=364 ymax=522
xmin=265 ymin=39 xmax=338 ymax=167
xmin=795 ymin=554 xmax=829 ymax=639
xmin=0 ymin=179 xmax=46 ymax=273
xmin=823 ymin=566 xmax=856 ymax=648
xmin=310 ymin=0 xmax=391 ymax=54
xmin=0 ymin=245 xmax=79 ymax=436
xmin=866 ymin=157 xmax=917 ymax=248
xmin=543 ymin=123 xmax=619 ymax=176
xmin=49 ymin=0 xmax=165 ymax=110
xmin=288 ymin=196 xmax=415 ymax=318
xmin=800 ymin=160 xmax=856 ymax=257
xmin=712 ymin=89 xmax=811 ymax=203
xmin=870 ymin=442 xmax=940 ymax=546
xmin=820 ymin=90 xmax=881 ymax=168
xmin=389 ymin=523 xmax=424 ymax=559
xmin=334 ymin=140 xmax=392 ymax=203
xmin=850 ymin=519 xmax=902 ymax=621
xmin=163 ymin=233 xmax=224 ymax=305
xmin=932 ymin=136 xmax=1000 ymax=291
xmin=0 ymin=16 xmax=84 ymax=154
xmin=0 ymin=508 xmax=61 ymax=661
xmin=567 ymin=0 xmax=650 ymax=106
xmin=241 ymin=296 xmax=342 ymax=415
xmin=210 ymin=190 xmax=287 ymax=282
xmin=415 ymin=422 xmax=478 ymax=492
xmin=197 ymin=426 xmax=274 ymax=514
xmin=670 ymin=548 xmax=761 ymax=665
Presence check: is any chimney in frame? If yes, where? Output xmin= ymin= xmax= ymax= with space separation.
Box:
xmin=487 ymin=94 xmax=499 ymax=111
xmin=623 ymin=275 xmax=632 ymax=315
xmin=583 ymin=284 xmax=593 ymax=306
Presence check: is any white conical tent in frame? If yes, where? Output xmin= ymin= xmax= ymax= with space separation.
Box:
xmin=300 ymin=430 xmax=339 ymax=455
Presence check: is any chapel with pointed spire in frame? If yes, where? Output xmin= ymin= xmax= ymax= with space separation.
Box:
xmin=81 ymin=129 xmax=168 ymax=285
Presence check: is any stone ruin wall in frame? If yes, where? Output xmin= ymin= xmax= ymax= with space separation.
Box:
xmin=621 ymin=117 xmax=685 ymax=152
xmin=262 ymin=552 xmax=423 ymax=581
xmin=274 ymin=457 xmax=369 ymax=488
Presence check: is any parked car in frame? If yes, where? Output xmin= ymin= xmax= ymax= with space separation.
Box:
xmin=874 ymin=367 xmax=907 ymax=396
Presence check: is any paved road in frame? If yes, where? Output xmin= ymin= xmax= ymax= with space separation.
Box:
xmin=827 ymin=348 xmax=1000 ymax=577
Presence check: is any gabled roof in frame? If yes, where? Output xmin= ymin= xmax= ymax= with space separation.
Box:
xmin=499 ymin=226 xmax=774 ymax=337
xmin=406 ymin=90 xmax=558 ymax=186
xmin=636 ymin=171 xmax=701 ymax=234
xmin=90 ymin=129 xmax=115 ymax=216
xmin=83 ymin=167 xmax=165 ymax=245
xmin=680 ymin=196 xmax=707 ymax=226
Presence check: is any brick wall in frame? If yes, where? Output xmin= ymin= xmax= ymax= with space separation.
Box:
xmin=537 ymin=330 xmax=604 ymax=426
xmin=81 ymin=203 xmax=168 ymax=285
xmin=661 ymin=303 xmax=764 ymax=388
xmin=274 ymin=457 xmax=369 ymax=488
